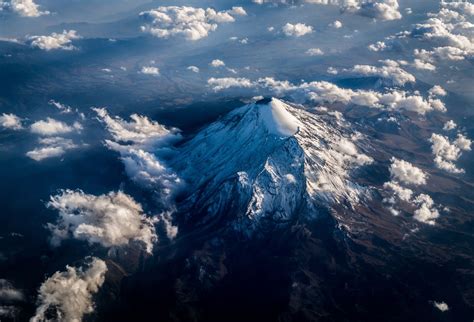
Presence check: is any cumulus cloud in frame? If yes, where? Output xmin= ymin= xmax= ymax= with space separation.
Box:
xmin=329 ymin=20 xmax=342 ymax=28
xmin=430 ymin=133 xmax=471 ymax=174
xmin=31 ymin=257 xmax=107 ymax=322
xmin=210 ymin=59 xmax=225 ymax=67
xmin=0 ymin=0 xmax=49 ymax=17
xmin=306 ymin=48 xmax=324 ymax=56
xmin=342 ymin=61 xmax=416 ymax=86
xmin=93 ymin=107 xmax=179 ymax=150
xmin=255 ymin=0 xmax=402 ymax=21
xmin=94 ymin=108 xmax=182 ymax=197
xmin=350 ymin=0 xmax=402 ymax=21
xmin=106 ymin=142 xmax=182 ymax=193
xmin=413 ymin=193 xmax=439 ymax=225
xmin=332 ymin=138 xmax=373 ymax=166
xmin=30 ymin=118 xmax=81 ymax=136
xmin=0 ymin=280 xmax=24 ymax=302
xmin=443 ymin=120 xmax=457 ymax=131
xmin=208 ymin=77 xmax=254 ymax=91
xmin=47 ymin=190 xmax=158 ymax=253
xmin=428 ymin=85 xmax=447 ymax=97
xmin=26 ymin=137 xmax=81 ymax=161
xmin=140 ymin=66 xmax=160 ymax=76
xmin=140 ymin=6 xmax=246 ymax=41
xmin=0 ymin=113 xmax=23 ymax=130
xmin=383 ymin=181 xmax=440 ymax=225
xmin=383 ymin=180 xmax=413 ymax=202
xmin=433 ymin=301 xmax=449 ymax=312
xmin=187 ymin=65 xmax=200 ymax=73
xmin=397 ymin=3 xmax=474 ymax=69
xmin=28 ymin=30 xmax=80 ymax=51
xmin=0 ymin=279 xmax=23 ymax=319
xmin=207 ymin=76 xmax=446 ymax=115
xmin=368 ymin=41 xmax=389 ymax=52
xmin=49 ymin=100 xmax=73 ymax=114
xmin=282 ymin=23 xmax=313 ymax=37
xmin=389 ymin=158 xmax=427 ymax=185
xmin=383 ymin=156 xmax=443 ymax=224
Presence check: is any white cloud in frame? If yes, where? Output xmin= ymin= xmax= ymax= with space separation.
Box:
xmin=412 ymin=194 xmax=439 ymax=225
xmin=0 ymin=279 xmax=24 ymax=302
xmin=228 ymin=6 xmax=247 ymax=16
xmin=430 ymin=133 xmax=471 ymax=174
xmin=208 ymin=77 xmax=254 ymax=91
xmin=26 ymin=137 xmax=81 ymax=161
xmin=239 ymin=37 xmax=249 ymax=44
xmin=28 ymin=30 xmax=80 ymax=51
xmin=94 ymin=108 xmax=182 ymax=197
xmin=0 ymin=279 xmax=23 ymax=319
xmin=140 ymin=6 xmax=246 ymax=41
xmin=354 ymin=0 xmax=402 ymax=21
xmin=0 ymin=0 xmax=49 ymax=17
xmin=208 ymin=76 xmax=446 ymax=115
xmin=255 ymin=0 xmax=402 ymax=21
xmin=187 ymin=65 xmax=200 ymax=73
xmin=332 ymin=138 xmax=373 ymax=166
xmin=140 ymin=66 xmax=160 ymax=76
xmin=49 ymin=100 xmax=73 ymax=114
xmin=400 ymin=3 xmax=474 ymax=68
xmin=47 ymin=190 xmax=158 ymax=253
xmin=383 ymin=181 xmax=440 ymax=225
xmin=383 ymin=181 xmax=413 ymax=202
xmin=106 ymin=142 xmax=182 ymax=193
xmin=0 ymin=113 xmax=23 ymax=130
xmin=31 ymin=258 xmax=107 ymax=322
xmin=93 ymin=107 xmax=179 ymax=150
xmin=428 ymin=85 xmax=447 ymax=97
xmin=210 ymin=59 xmax=225 ymax=67
xmin=443 ymin=120 xmax=457 ymax=131
xmin=30 ymin=117 xmax=81 ymax=136
xmin=306 ymin=48 xmax=324 ymax=56
xmin=389 ymin=158 xmax=427 ymax=186
xmin=342 ymin=62 xmax=416 ymax=86
xmin=433 ymin=301 xmax=449 ymax=312
xmin=368 ymin=41 xmax=389 ymax=52
xmin=454 ymin=133 xmax=472 ymax=151
xmin=412 ymin=58 xmax=436 ymax=71
xmin=282 ymin=23 xmax=313 ymax=37
xmin=329 ymin=20 xmax=342 ymax=28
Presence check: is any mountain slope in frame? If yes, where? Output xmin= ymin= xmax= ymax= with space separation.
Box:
xmin=171 ymin=98 xmax=373 ymax=233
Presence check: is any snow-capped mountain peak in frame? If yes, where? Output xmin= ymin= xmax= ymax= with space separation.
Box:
xmin=171 ymin=98 xmax=372 ymax=233
xmin=254 ymin=97 xmax=301 ymax=137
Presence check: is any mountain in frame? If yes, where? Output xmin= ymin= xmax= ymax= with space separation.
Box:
xmin=171 ymin=98 xmax=373 ymax=234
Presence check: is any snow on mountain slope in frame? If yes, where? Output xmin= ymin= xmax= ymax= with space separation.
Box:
xmin=171 ymin=98 xmax=373 ymax=233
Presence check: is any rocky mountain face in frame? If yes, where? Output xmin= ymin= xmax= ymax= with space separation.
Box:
xmin=99 ymin=98 xmax=474 ymax=322
xmin=171 ymin=98 xmax=373 ymax=234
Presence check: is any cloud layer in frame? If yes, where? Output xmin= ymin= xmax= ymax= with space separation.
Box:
xmin=208 ymin=77 xmax=446 ymax=115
